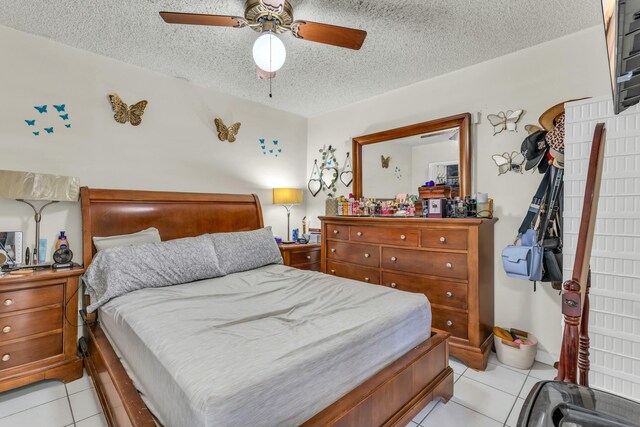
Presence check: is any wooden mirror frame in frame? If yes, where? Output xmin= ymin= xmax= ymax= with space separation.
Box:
xmin=352 ymin=113 xmax=472 ymax=199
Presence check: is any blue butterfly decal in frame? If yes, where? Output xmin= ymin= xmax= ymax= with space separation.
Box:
xmin=273 ymin=140 xmax=279 ymax=145
xmin=25 ymin=119 xmax=36 ymax=126
xmin=59 ymin=114 xmax=69 ymax=120
xmin=269 ymin=149 xmax=273 ymax=153
xmin=34 ymin=105 xmax=47 ymax=114
xmin=33 ymin=131 xmax=40 ymax=136
xmin=65 ymin=124 xmax=71 ymax=128
xmin=44 ymin=127 xmax=54 ymax=134
xmin=259 ymin=139 xmax=282 ymax=157
xmin=53 ymin=104 xmax=66 ymax=112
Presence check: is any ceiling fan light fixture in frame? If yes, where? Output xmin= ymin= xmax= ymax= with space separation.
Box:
xmin=253 ymin=31 xmax=286 ymax=72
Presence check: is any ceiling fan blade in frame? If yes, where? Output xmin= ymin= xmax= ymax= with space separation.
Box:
xmin=159 ymin=12 xmax=247 ymax=28
xmin=290 ymin=20 xmax=367 ymax=50
xmin=256 ymin=67 xmax=276 ymax=80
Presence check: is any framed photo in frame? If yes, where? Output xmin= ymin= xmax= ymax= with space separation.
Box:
xmin=0 ymin=231 xmax=23 ymax=265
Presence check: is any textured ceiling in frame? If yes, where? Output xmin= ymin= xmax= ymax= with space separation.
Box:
xmin=0 ymin=1 xmax=601 ymax=117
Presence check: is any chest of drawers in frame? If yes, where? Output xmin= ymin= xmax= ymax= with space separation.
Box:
xmin=0 ymin=268 xmax=84 ymax=392
xmin=320 ymin=216 xmax=496 ymax=370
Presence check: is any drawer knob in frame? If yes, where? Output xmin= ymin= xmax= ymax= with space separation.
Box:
xmin=400 ymin=234 xmax=406 ymax=240
xmin=357 ymin=231 xmax=363 ymax=237
xmin=333 ymin=230 xmax=339 ymax=234
xmin=446 ymin=291 xmax=453 ymax=298
xmin=364 ymin=253 xmax=371 ymax=258
xmin=2 ymin=326 xmax=10 ymax=334
xmin=1 ymin=354 xmax=9 ymax=362
xmin=390 ymin=282 xmax=397 ymax=288
xmin=447 ymin=320 xmax=453 ymax=327
xmin=331 ymin=248 xmax=336 ymax=253
xmin=391 ymin=256 xmax=397 ymax=262
xmin=306 ymin=255 xmax=311 ymax=260
xmin=330 ymin=269 xmax=336 ymax=274
xmin=364 ymin=277 xmax=370 ymax=282
xmin=440 ymin=236 xmax=446 ymax=243
xmin=446 ymin=262 xmax=453 ymax=269
xmin=3 ymin=299 xmax=13 ymax=307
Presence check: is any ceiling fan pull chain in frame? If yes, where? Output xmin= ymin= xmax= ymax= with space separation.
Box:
xmin=269 ymin=33 xmax=273 ymax=98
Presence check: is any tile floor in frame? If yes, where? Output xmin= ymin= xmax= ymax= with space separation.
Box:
xmin=0 ymin=354 xmax=555 ymax=427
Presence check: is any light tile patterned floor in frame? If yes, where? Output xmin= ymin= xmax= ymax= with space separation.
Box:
xmin=0 ymin=355 xmax=554 ymax=427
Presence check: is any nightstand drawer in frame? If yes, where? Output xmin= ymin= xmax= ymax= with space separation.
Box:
xmin=1 ymin=285 xmax=64 ymax=314
xmin=0 ymin=308 xmax=63 ymax=342
xmin=290 ymin=249 xmax=320 ymax=265
xmin=0 ymin=333 xmax=63 ymax=371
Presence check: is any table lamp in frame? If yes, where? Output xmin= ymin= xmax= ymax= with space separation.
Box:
xmin=272 ymin=188 xmax=303 ymax=243
xmin=0 ymin=170 xmax=80 ymax=263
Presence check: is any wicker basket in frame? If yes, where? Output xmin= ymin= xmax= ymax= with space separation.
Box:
xmin=325 ymin=198 xmax=338 ymax=216
xmin=495 ymin=328 xmax=538 ymax=370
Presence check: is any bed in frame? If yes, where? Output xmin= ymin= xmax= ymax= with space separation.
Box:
xmin=78 ymin=187 xmax=453 ymax=427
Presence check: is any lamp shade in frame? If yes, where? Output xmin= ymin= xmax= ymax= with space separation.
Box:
xmin=273 ymin=188 xmax=303 ymax=205
xmin=0 ymin=170 xmax=80 ymax=201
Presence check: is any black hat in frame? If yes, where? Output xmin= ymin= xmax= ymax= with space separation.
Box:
xmin=521 ymin=130 xmax=549 ymax=173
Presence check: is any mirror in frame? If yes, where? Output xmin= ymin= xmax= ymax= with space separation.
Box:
xmin=352 ymin=113 xmax=471 ymax=199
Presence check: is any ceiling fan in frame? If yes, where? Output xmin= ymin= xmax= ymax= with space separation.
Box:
xmin=160 ymin=0 xmax=367 ymax=79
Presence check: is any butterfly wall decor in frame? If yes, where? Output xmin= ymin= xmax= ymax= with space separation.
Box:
xmin=259 ymin=139 xmax=282 ymax=157
xmin=381 ymin=155 xmax=391 ymax=168
xmin=23 ymin=103 xmax=72 ymax=137
xmin=214 ymin=118 xmax=241 ymax=143
xmin=487 ymin=110 xmax=524 ymax=135
xmin=108 ymin=94 xmax=148 ymax=126
xmin=491 ymin=151 xmax=525 ymax=175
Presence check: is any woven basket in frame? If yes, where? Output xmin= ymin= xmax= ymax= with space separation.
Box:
xmin=495 ymin=328 xmax=538 ymax=370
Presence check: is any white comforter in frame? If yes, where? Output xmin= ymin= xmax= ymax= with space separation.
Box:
xmin=98 ymin=264 xmax=431 ymax=427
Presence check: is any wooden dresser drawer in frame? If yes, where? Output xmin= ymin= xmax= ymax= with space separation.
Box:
xmin=381 ymin=272 xmax=468 ymax=310
xmin=421 ymin=229 xmax=468 ymax=251
xmin=290 ymin=249 xmax=321 ymax=265
xmin=0 ymin=333 xmax=63 ymax=371
xmin=350 ymin=226 xmax=419 ymax=247
xmin=0 ymin=285 xmax=63 ymax=314
xmin=327 ymin=224 xmax=349 ymax=240
xmin=327 ymin=241 xmax=380 ymax=267
xmin=381 ymin=248 xmax=468 ymax=280
xmin=327 ymin=261 xmax=380 ymax=284
xmin=0 ymin=307 xmax=63 ymax=342
xmin=431 ymin=307 xmax=468 ymax=339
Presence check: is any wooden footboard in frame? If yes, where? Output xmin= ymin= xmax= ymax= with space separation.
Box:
xmin=80 ymin=325 xmax=452 ymax=427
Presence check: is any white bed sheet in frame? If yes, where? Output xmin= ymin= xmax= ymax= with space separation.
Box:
xmin=98 ymin=264 xmax=431 ymax=427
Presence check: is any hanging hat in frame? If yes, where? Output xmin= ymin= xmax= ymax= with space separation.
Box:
xmin=546 ymin=112 xmax=565 ymax=169
xmin=538 ymin=97 xmax=588 ymax=131
xmin=521 ymin=130 xmax=549 ymax=173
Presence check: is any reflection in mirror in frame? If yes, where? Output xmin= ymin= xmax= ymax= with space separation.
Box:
xmin=362 ymin=127 xmax=460 ymax=199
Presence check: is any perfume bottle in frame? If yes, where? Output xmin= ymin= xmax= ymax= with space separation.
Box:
xmin=55 ymin=231 xmax=69 ymax=250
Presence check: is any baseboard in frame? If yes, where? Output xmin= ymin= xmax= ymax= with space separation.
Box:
xmin=535 ymin=349 xmax=557 ymax=367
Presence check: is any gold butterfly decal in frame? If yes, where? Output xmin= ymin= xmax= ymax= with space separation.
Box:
xmin=381 ymin=155 xmax=391 ymax=168
xmin=108 ymin=94 xmax=148 ymax=126
xmin=214 ymin=118 xmax=241 ymax=143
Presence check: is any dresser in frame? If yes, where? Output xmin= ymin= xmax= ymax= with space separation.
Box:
xmin=279 ymin=243 xmax=321 ymax=271
xmin=0 ymin=268 xmax=84 ymax=392
xmin=320 ymin=216 xmax=496 ymax=370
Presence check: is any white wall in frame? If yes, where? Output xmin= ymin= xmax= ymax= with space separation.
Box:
xmin=0 ymin=25 xmax=308 ymax=261
xmin=361 ymin=141 xmax=412 ymax=198
xmin=306 ymin=26 xmax=611 ymax=360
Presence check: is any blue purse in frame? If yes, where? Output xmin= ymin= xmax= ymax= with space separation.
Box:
xmin=502 ymin=229 xmax=544 ymax=281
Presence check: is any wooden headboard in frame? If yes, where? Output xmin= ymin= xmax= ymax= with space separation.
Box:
xmin=80 ymin=187 xmax=264 ymax=267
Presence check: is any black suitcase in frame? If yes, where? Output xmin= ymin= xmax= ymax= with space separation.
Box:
xmin=518 ymin=380 xmax=640 ymax=427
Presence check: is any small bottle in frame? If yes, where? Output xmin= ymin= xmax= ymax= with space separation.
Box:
xmin=55 ymin=231 xmax=69 ymax=250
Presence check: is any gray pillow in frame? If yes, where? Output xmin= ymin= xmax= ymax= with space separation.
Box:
xmin=84 ymin=235 xmax=225 ymax=312
xmin=93 ymin=227 xmax=161 ymax=252
xmin=208 ymin=227 xmax=283 ymax=274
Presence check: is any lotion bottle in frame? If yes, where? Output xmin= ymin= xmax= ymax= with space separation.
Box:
xmin=55 ymin=231 xmax=69 ymax=250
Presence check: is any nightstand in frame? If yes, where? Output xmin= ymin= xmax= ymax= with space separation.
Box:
xmin=0 ymin=267 xmax=84 ymax=392
xmin=279 ymin=243 xmax=321 ymax=271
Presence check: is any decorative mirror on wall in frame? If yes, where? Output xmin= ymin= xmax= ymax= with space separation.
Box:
xmin=351 ymin=113 xmax=472 ymax=199
xmin=308 ymin=160 xmax=322 ymax=197
xmin=340 ymin=153 xmax=353 ymax=187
